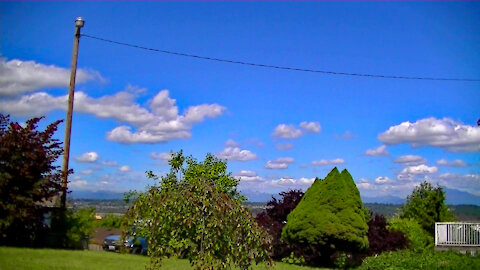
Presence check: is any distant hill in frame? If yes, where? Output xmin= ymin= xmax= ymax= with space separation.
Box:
xmin=444 ymin=188 xmax=480 ymax=206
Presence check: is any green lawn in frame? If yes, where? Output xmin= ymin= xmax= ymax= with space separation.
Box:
xmin=0 ymin=247 xmax=326 ymax=270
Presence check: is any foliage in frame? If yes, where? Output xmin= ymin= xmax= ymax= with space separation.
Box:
xmin=282 ymin=168 xmax=369 ymax=266
xmin=281 ymin=252 xmax=306 ymax=266
xmin=0 ymin=114 xmax=64 ymax=246
xmin=366 ymin=214 xmax=407 ymax=255
xmin=65 ymin=207 xmax=95 ymax=248
xmin=256 ymin=190 xmax=304 ymax=260
xmin=125 ymin=152 xmax=271 ymax=269
xmin=387 ymin=218 xmax=433 ymax=252
xmin=357 ymin=249 xmax=480 ymax=270
xmin=95 ymin=214 xmax=123 ymax=228
xmin=400 ymin=181 xmax=455 ymax=235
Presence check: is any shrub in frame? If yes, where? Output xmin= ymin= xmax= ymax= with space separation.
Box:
xmin=366 ymin=214 xmax=407 ymax=255
xmin=281 ymin=168 xmax=369 ymax=266
xmin=357 ymin=249 xmax=480 ymax=270
xmin=65 ymin=207 xmax=95 ymax=249
xmin=95 ymin=214 xmax=122 ymax=228
xmin=256 ymin=190 xmax=303 ymax=260
xmin=388 ymin=218 xmax=433 ymax=252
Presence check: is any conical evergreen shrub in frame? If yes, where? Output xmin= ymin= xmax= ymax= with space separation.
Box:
xmin=281 ymin=168 xmax=369 ymax=260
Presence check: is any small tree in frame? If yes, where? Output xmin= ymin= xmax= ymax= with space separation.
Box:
xmin=0 ymin=114 xmax=63 ymax=246
xmin=281 ymin=168 xmax=369 ymax=266
xmin=125 ymin=152 xmax=271 ymax=269
xmin=399 ymin=181 xmax=455 ymax=235
xmin=256 ymin=190 xmax=304 ymax=260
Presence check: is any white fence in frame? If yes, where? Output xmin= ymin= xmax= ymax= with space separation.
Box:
xmin=435 ymin=222 xmax=480 ymax=247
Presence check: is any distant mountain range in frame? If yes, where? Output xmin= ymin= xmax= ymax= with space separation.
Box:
xmin=70 ymin=186 xmax=480 ymax=206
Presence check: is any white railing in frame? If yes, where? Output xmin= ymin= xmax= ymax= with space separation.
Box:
xmin=435 ymin=222 xmax=480 ymax=247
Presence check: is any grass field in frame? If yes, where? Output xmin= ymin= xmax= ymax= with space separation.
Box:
xmin=0 ymin=247 xmax=326 ymax=270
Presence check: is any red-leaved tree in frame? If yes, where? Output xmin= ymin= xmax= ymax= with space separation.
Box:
xmin=0 ymin=114 xmax=64 ymax=246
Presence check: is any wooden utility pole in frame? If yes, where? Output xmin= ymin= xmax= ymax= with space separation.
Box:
xmin=61 ymin=17 xmax=84 ymax=209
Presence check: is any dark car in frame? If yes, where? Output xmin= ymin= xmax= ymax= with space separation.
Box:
xmin=102 ymin=235 xmax=147 ymax=255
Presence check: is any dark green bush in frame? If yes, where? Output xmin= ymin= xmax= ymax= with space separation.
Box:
xmin=95 ymin=214 xmax=122 ymax=228
xmin=358 ymin=249 xmax=480 ymax=270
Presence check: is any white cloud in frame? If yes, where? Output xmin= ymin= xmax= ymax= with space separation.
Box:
xmin=375 ymin=176 xmax=394 ymax=184
xmin=265 ymin=157 xmax=295 ymax=170
xmin=365 ymin=145 xmax=389 ymax=156
xmin=275 ymin=143 xmax=294 ymax=150
xmin=80 ymin=169 xmax=94 ymax=175
xmin=436 ymin=159 xmax=467 ymax=167
xmin=118 ymin=165 xmax=131 ymax=172
xmin=272 ymin=124 xmax=303 ymax=139
xmin=216 ymin=147 xmax=257 ymax=161
xmin=102 ymin=160 xmax=118 ymax=167
xmin=272 ymin=121 xmax=322 ymax=139
xmin=311 ymin=158 xmax=345 ymax=166
xmin=150 ymin=152 xmax=173 ymax=161
xmin=299 ymin=121 xmax=321 ymax=133
xmin=438 ymin=173 xmax=480 ymax=196
xmin=234 ymin=170 xmax=263 ymax=182
xmin=74 ymin=151 xmax=99 ymax=163
xmin=69 ymin=176 xmax=88 ymax=189
xmin=269 ymin=177 xmax=315 ymax=189
xmin=0 ymin=57 xmax=104 ymax=96
xmin=393 ymin=155 xmax=427 ymax=166
xmin=225 ymin=139 xmax=239 ymax=147
xmin=0 ymin=89 xmax=226 ymax=144
xmin=334 ymin=131 xmax=356 ymax=139
xmin=400 ymin=164 xmax=438 ymax=175
xmin=378 ymin=117 xmax=480 ymax=152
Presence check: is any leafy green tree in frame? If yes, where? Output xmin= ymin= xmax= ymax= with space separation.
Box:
xmin=399 ymin=181 xmax=455 ymax=235
xmin=281 ymin=168 xmax=369 ymax=265
xmin=125 ymin=152 xmax=271 ymax=269
xmin=0 ymin=114 xmax=64 ymax=246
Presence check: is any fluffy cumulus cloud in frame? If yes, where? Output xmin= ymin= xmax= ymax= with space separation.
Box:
xmin=437 ymin=173 xmax=480 ymax=196
xmin=365 ymin=145 xmax=389 ymax=156
xmin=299 ymin=121 xmax=321 ymax=133
xmin=150 ymin=152 xmax=173 ymax=161
xmin=265 ymin=157 xmax=295 ymax=170
xmin=225 ymin=139 xmax=239 ymax=147
xmin=234 ymin=170 xmax=263 ymax=182
xmin=216 ymin=146 xmax=257 ymax=161
xmin=272 ymin=121 xmax=321 ymax=139
xmin=275 ymin=143 xmax=294 ymax=150
xmin=74 ymin=151 xmax=99 ymax=163
xmin=436 ymin=159 xmax=467 ymax=167
xmin=378 ymin=117 xmax=480 ymax=152
xmin=0 ymin=88 xmax=226 ymax=144
xmin=375 ymin=176 xmax=394 ymax=184
xmin=393 ymin=155 xmax=427 ymax=166
xmin=400 ymin=164 xmax=438 ymax=175
xmin=118 ymin=165 xmax=131 ymax=172
xmin=0 ymin=57 xmax=104 ymax=96
xmin=272 ymin=124 xmax=303 ymax=139
xmin=311 ymin=158 xmax=345 ymax=166
xmin=268 ymin=177 xmax=315 ymax=189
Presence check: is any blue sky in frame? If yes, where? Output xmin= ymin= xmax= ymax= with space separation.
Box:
xmin=1 ymin=2 xmax=479 ymax=202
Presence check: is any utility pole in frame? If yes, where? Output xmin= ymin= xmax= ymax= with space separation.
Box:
xmin=61 ymin=17 xmax=84 ymax=209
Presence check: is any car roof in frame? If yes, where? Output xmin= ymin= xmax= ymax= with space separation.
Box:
xmin=105 ymin=235 xmax=120 ymax=241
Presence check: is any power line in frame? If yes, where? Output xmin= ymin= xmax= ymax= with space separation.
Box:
xmin=81 ymin=33 xmax=480 ymax=82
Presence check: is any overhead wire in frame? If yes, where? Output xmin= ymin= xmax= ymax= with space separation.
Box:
xmin=81 ymin=34 xmax=480 ymax=82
